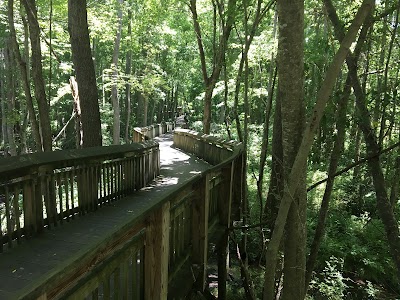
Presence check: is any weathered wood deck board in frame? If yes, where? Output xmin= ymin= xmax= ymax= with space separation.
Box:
xmin=0 ymin=134 xmax=211 ymax=299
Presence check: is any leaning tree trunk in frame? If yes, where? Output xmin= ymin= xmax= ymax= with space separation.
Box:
xmin=22 ymin=0 xmax=52 ymax=152
xmin=305 ymin=76 xmax=350 ymax=291
xmin=262 ymin=2 xmax=373 ymax=298
xmin=4 ymin=41 xmax=18 ymax=156
xmin=324 ymin=0 xmax=400 ymax=283
xmin=111 ymin=0 xmax=123 ymax=145
xmin=68 ymin=0 xmax=102 ymax=147
xmin=124 ymin=9 xmax=132 ymax=144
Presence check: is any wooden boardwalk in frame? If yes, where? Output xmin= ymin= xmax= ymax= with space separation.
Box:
xmin=0 ymin=134 xmax=211 ymax=299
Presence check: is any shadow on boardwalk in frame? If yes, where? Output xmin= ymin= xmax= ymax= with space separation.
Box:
xmin=0 ymin=134 xmax=211 ymax=299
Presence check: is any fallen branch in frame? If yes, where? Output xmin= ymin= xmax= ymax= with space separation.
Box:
xmin=307 ymin=141 xmax=400 ymax=191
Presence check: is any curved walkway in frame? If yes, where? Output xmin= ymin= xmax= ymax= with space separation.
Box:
xmin=0 ymin=134 xmax=211 ymax=299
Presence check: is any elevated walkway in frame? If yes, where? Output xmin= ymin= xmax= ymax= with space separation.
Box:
xmin=0 ymin=134 xmax=211 ymax=299
xmin=0 ymin=127 xmax=244 ymax=300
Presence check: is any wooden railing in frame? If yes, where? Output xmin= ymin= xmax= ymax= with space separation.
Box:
xmin=0 ymin=141 xmax=159 ymax=252
xmin=0 ymin=128 xmax=243 ymax=300
xmin=168 ymin=129 xmax=244 ymax=298
xmin=132 ymin=122 xmax=175 ymax=142
xmin=45 ymin=129 xmax=244 ymax=300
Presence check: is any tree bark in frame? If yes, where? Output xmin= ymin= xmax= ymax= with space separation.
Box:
xmin=189 ymin=0 xmax=236 ymax=134
xmin=273 ymin=0 xmax=307 ymax=298
xmin=4 ymin=41 xmax=18 ymax=156
xmin=8 ymin=0 xmax=42 ymax=152
xmin=124 ymin=8 xmax=132 ymax=144
xmin=262 ymin=1 xmax=373 ymax=298
xmin=324 ymin=0 xmax=400 ymax=283
xmin=111 ymin=0 xmax=123 ymax=145
xmin=264 ymin=95 xmax=283 ymax=230
xmin=305 ymin=76 xmax=351 ymax=291
xmin=68 ymin=0 xmax=102 ymax=147
xmin=22 ymin=0 xmax=52 ymax=151
xmin=232 ymin=0 xmax=272 ymax=141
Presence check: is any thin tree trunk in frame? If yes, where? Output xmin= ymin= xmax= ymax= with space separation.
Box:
xmin=305 ymin=76 xmax=351 ymax=292
xmin=8 ymin=0 xmax=42 ymax=152
xmin=48 ymin=0 xmax=53 ymax=105
xmin=257 ymin=66 xmax=276 ymax=210
xmin=262 ymin=2 xmax=373 ymax=298
xmin=222 ymin=57 xmax=232 ymax=139
xmin=390 ymin=142 xmax=400 ymax=209
xmin=189 ymin=0 xmax=236 ymax=134
xmin=232 ymin=0 xmax=272 ymax=141
xmin=70 ymin=76 xmax=82 ymax=148
xmin=111 ymin=0 xmax=123 ymax=145
xmin=22 ymin=0 xmax=52 ymax=152
xmin=4 ymin=41 xmax=18 ymax=156
xmin=0 ymin=65 xmax=7 ymax=156
xmin=264 ymin=95 xmax=283 ymax=229
xmin=124 ymin=9 xmax=132 ymax=144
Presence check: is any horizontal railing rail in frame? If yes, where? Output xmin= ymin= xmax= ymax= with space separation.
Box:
xmin=132 ymin=122 xmax=175 ymax=142
xmin=0 ymin=141 xmax=160 ymax=252
xmin=52 ymin=129 xmax=244 ymax=300
xmin=173 ymin=128 xmax=243 ymax=166
xmin=1 ymin=128 xmax=244 ymax=300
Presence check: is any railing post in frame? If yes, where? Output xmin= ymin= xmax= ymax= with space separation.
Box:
xmin=217 ymin=162 xmax=235 ymax=300
xmin=191 ymin=173 xmax=211 ymax=291
xmin=144 ymin=202 xmax=170 ymax=300
xmin=23 ymin=171 xmax=43 ymax=236
xmin=38 ymin=166 xmax=58 ymax=227
xmin=232 ymin=154 xmax=244 ymax=221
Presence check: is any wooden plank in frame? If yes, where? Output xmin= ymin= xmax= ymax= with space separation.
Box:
xmin=144 ymin=202 xmax=170 ymax=300
xmin=70 ymin=170 xmax=75 ymax=219
xmin=23 ymin=179 xmax=34 ymax=236
xmin=131 ymin=253 xmax=139 ymax=300
xmin=5 ymin=186 xmax=12 ymax=248
xmin=62 ymin=233 xmax=144 ymax=299
xmin=56 ymin=173 xmax=63 ymax=225
xmin=113 ymin=267 xmax=120 ymax=299
xmin=64 ymin=172 xmax=70 ymax=220
xmin=120 ymin=259 xmax=130 ymax=299
xmin=13 ymin=184 xmax=21 ymax=243
xmin=191 ymin=174 xmax=210 ymax=291
xmin=36 ymin=293 xmax=47 ymax=300
xmin=218 ymin=162 xmax=234 ymax=226
xmin=103 ymin=276 xmax=110 ymax=300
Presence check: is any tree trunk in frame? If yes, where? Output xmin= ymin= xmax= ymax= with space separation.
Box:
xmin=262 ymin=2 xmax=372 ymax=298
xmin=273 ymin=0 xmax=307 ymax=298
xmin=8 ymin=0 xmax=42 ymax=152
xmin=111 ymin=0 xmax=123 ymax=145
xmin=264 ymin=95 xmax=283 ymax=229
xmin=0 ymin=50 xmax=8 ymax=156
xmin=189 ymin=0 xmax=236 ymax=134
xmin=68 ymin=0 xmax=102 ymax=147
xmin=305 ymin=76 xmax=351 ymax=292
xmin=4 ymin=41 xmax=18 ymax=156
xmin=22 ymin=0 xmax=52 ymax=151
xmin=124 ymin=9 xmax=132 ymax=144
xmin=232 ymin=0 xmax=271 ymax=141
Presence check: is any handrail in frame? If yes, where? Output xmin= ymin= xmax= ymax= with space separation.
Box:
xmin=173 ymin=128 xmax=243 ymax=166
xmin=0 ymin=141 xmax=160 ymax=251
xmin=133 ymin=122 xmax=175 ymax=142
xmin=0 ymin=128 xmax=244 ymax=300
